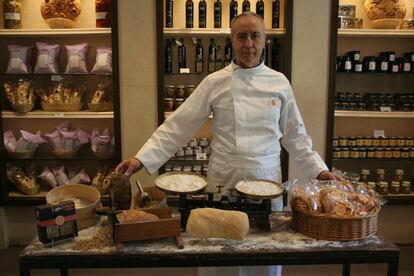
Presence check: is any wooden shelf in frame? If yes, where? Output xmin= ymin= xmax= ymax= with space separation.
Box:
xmin=334 ymin=110 xmax=414 ymax=118
xmin=382 ymin=193 xmax=414 ymax=205
xmin=332 ymin=158 xmax=413 ymax=162
xmin=0 ymin=28 xmax=111 ymax=36
xmin=338 ymin=29 xmax=414 ymax=38
xmin=2 ymin=110 xmax=114 ymax=119
xmin=163 ymin=28 xmax=286 ymax=36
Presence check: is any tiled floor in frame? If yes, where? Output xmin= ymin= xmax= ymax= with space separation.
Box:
xmin=2 ymin=245 xmax=413 ymax=276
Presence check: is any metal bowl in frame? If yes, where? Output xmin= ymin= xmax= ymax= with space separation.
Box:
xmin=235 ymin=179 xmax=284 ymax=200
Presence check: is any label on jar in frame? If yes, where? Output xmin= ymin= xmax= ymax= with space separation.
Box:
xmin=389 ymin=54 xmax=395 ymax=62
xmin=4 ymin=13 xmax=20 ymax=20
xmin=369 ymin=61 xmax=376 ymax=71
xmin=355 ymin=63 xmax=362 ymax=72
xmin=96 ymin=12 xmax=108 ymax=20
xmin=403 ymin=63 xmax=411 ymax=72
xmin=345 ymin=61 xmax=352 ymax=70
xmin=381 ymin=62 xmax=388 ymax=71
xmin=392 ymin=64 xmax=399 ymax=72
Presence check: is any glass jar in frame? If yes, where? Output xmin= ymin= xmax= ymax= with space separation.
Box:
xmin=164 ymin=98 xmax=174 ymax=112
xmin=392 ymin=148 xmax=401 ymax=159
xmin=3 ymin=0 xmax=22 ymax=29
xmin=371 ymin=137 xmax=380 ymax=147
xmin=95 ymin=0 xmax=112 ymax=28
xmin=384 ymin=148 xmax=393 ymax=159
xmin=374 ymin=147 xmax=384 ymax=159
xmin=202 ymin=167 xmax=208 ymax=177
xmin=184 ymin=146 xmax=194 ymax=157
xmin=192 ymin=165 xmax=202 ymax=174
xmin=396 ymin=136 xmax=405 ymax=147
xmin=341 ymin=148 xmax=350 ymax=159
xmin=194 ymin=146 xmax=203 ymax=155
xmin=165 ymin=85 xmax=175 ymax=98
xmin=388 ymin=136 xmax=397 ymax=147
xmin=333 ymin=148 xmax=341 ymax=159
xmin=173 ymin=166 xmax=182 ymax=172
xmin=202 ymin=146 xmax=211 ymax=155
xmin=350 ymin=148 xmax=359 ymax=159
xmin=376 ymin=169 xmax=386 ymax=182
xmin=360 ymin=169 xmax=370 ymax=182
xmin=377 ymin=181 xmax=389 ymax=195
xmin=359 ymin=147 xmax=367 ymax=158
xmin=175 ymin=85 xmax=186 ymax=98
xmin=401 ymin=148 xmax=410 ymax=158
xmin=393 ymin=169 xmax=404 ymax=182
xmin=348 ymin=137 xmax=356 ymax=147
xmin=332 ymin=137 xmax=339 ymax=147
xmin=175 ymin=147 xmax=185 ymax=157
xmin=188 ymin=137 xmax=198 ymax=147
xmin=356 ymin=136 xmax=364 ymax=147
xmin=173 ymin=98 xmax=185 ymax=110
xmin=410 ymin=148 xmax=414 ymax=158
xmin=363 ymin=136 xmax=372 ymax=147
xmin=367 ymin=147 xmax=375 ymax=158
xmin=186 ymin=85 xmax=195 ymax=97
xmin=405 ymin=137 xmax=413 ymax=147
xmin=401 ymin=181 xmax=412 ymax=194
xmin=379 ymin=136 xmax=388 ymax=147
xmin=339 ymin=136 xmax=348 ymax=147
xmin=390 ymin=181 xmax=400 ymax=194
xmin=183 ymin=165 xmax=192 ymax=172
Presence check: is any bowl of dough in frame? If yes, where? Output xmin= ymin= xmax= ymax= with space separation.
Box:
xmin=46 ymin=184 xmax=101 ymax=229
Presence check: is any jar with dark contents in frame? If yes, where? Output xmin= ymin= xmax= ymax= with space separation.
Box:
xmin=341 ymin=147 xmax=350 ymax=159
xmin=377 ymin=181 xmax=389 ymax=195
xmin=367 ymin=182 xmax=377 ymax=192
xmin=175 ymin=85 xmax=186 ymax=98
xmin=360 ymin=169 xmax=371 ymax=182
xmin=384 ymin=148 xmax=393 ymax=159
xmin=396 ymin=136 xmax=405 ymax=147
xmin=3 ymin=0 xmax=22 ymax=29
xmin=173 ymin=98 xmax=185 ymax=110
xmin=350 ymin=148 xmax=359 ymax=159
xmin=363 ymin=136 xmax=372 ymax=147
xmin=388 ymin=136 xmax=397 ymax=147
xmin=332 ymin=137 xmax=339 ymax=147
xmin=363 ymin=56 xmax=376 ymax=72
xmin=390 ymin=181 xmax=400 ymax=194
xmin=165 ymin=85 xmax=175 ymax=98
xmin=405 ymin=137 xmax=413 ymax=147
xmin=359 ymin=147 xmax=367 ymax=158
xmin=401 ymin=148 xmax=410 ymax=158
xmin=379 ymin=136 xmax=388 ymax=147
xmin=347 ymin=137 xmax=356 ymax=147
xmin=376 ymin=169 xmax=386 ymax=182
xmin=410 ymin=148 xmax=414 ymax=158
xmin=164 ymin=98 xmax=174 ymax=112
xmin=186 ymin=85 xmax=195 ymax=97
xmin=374 ymin=147 xmax=384 ymax=159
xmin=333 ymin=148 xmax=341 ymax=159
xmin=371 ymin=137 xmax=380 ymax=147
xmin=339 ymin=136 xmax=348 ymax=147
xmin=401 ymin=181 xmax=412 ymax=194
xmin=356 ymin=136 xmax=364 ymax=147
xmin=367 ymin=147 xmax=375 ymax=158
xmin=96 ymin=0 xmax=112 ymax=28
xmin=393 ymin=169 xmax=404 ymax=182
xmin=392 ymin=148 xmax=401 ymax=159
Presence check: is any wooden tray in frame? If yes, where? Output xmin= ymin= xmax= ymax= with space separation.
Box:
xmin=111 ymin=207 xmax=183 ymax=250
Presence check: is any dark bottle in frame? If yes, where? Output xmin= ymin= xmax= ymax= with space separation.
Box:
xmin=214 ymin=0 xmax=222 ymax=28
xmin=165 ymin=0 xmax=173 ymax=28
xmin=208 ymin=38 xmax=217 ymax=72
xmin=224 ymin=38 xmax=232 ymax=64
xmin=186 ymin=0 xmax=194 ymax=28
xmin=195 ymin=38 xmax=204 ymax=73
xmin=242 ymin=0 xmax=250 ymax=12
xmin=229 ymin=0 xmax=238 ymax=26
xmin=256 ymin=0 xmax=264 ymax=19
xmin=199 ymin=0 xmax=207 ymax=28
xmin=271 ymin=37 xmax=280 ymax=70
xmin=178 ymin=38 xmax=186 ymax=69
xmin=165 ymin=39 xmax=173 ymax=73
xmin=262 ymin=43 xmax=269 ymax=66
xmin=272 ymin=0 xmax=280 ymax=28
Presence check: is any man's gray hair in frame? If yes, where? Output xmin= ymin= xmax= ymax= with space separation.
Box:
xmin=230 ymin=11 xmax=265 ymax=34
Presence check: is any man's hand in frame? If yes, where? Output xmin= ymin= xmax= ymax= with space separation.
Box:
xmin=115 ymin=158 xmax=143 ymax=177
xmin=317 ymin=170 xmax=342 ymax=181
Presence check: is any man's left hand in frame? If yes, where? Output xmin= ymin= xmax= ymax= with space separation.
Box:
xmin=317 ymin=170 xmax=342 ymax=181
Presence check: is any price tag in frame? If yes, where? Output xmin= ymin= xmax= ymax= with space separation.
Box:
xmin=196 ymin=152 xmax=207 ymax=160
xmin=54 ymin=112 xmax=64 ymax=118
xmin=51 ymin=75 xmax=63 ymax=82
xmin=380 ymin=106 xmax=392 ymax=112
xmin=374 ymin=129 xmax=385 ymax=138
xmin=179 ymin=68 xmax=190 ymax=74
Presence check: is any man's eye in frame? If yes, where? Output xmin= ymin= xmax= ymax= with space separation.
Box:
xmin=237 ymin=34 xmax=247 ymax=40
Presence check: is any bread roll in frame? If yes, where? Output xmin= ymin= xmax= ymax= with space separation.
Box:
xmin=186 ymin=208 xmax=249 ymax=240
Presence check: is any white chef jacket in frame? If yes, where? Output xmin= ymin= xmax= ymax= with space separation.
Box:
xmin=136 ymin=61 xmax=328 ymax=201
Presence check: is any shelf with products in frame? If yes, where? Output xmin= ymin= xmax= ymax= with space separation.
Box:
xmin=0 ymin=0 xmax=121 ymax=205
xmin=327 ymin=1 xmax=414 ymax=204
xmin=163 ymin=27 xmax=285 ymax=35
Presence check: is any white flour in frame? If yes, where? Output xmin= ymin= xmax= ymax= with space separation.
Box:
xmin=156 ymin=174 xmax=206 ymax=193
xmin=236 ymin=180 xmax=282 ymax=196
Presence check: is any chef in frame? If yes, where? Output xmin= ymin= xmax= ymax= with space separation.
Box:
xmin=116 ymin=11 xmax=339 ymax=276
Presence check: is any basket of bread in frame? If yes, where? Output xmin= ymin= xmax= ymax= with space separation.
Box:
xmin=290 ymin=179 xmax=380 ymax=241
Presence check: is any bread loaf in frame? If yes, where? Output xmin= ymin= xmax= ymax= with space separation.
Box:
xmin=186 ymin=208 xmax=249 ymax=240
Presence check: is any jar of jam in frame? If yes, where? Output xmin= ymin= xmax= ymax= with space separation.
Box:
xmin=3 ymin=0 xmax=22 ymax=29
xmin=173 ymin=166 xmax=182 ymax=172
xmin=175 ymin=147 xmax=185 ymax=157
xmin=175 ymin=85 xmax=186 ymax=98
xmin=379 ymin=136 xmax=389 ymax=147
xmin=188 ymin=138 xmax=198 ymax=147
xmin=165 ymin=85 xmax=175 ymax=98
xmin=410 ymin=148 xmax=414 ymax=158
xmin=405 ymin=137 xmax=413 ymax=147
xmin=192 ymin=165 xmax=202 ymax=174
xmin=332 ymin=137 xmax=339 ymax=147
xmin=384 ymin=148 xmax=393 ymax=159
xmin=183 ymin=165 xmax=193 ymax=172
xmin=390 ymin=61 xmax=399 ymax=73
xmin=333 ymin=148 xmax=341 ymax=159
xmin=350 ymin=148 xmax=359 ymax=159
xmin=95 ymin=0 xmax=112 ymax=28
xmin=194 ymin=146 xmax=203 ymax=156
xmin=363 ymin=56 xmax=376 ymax=72
xmin=372 ymin=137 xmax=380 ymax=147
xmin=393 ymin=169 xmax=404 ymax=182
xmin=348 ymin=137 xmax=357 ymax=147
xmin=347 ymin=50 xmax=360 ymax=62
xmin=401 ymin=181 xmax=412 ymax=194
xmin=174 ymin=98 xmax=185 ymax=110
xmin=367 ymin=147 xmax=375 ymax=158
xmin=396 ymin=136 xmax=405 ymax=147
xmin=390 ymin=181 xmax=401 ymax=194
xmin=363 ymin=136 xmax=372 ymax=147
xmin=164 ymin=98 xmax=174 ymax=112
xmin=367 ymin=182 xmax=376 ymax=192
xmin=339 ymin=136 xmax=348 ymax=147
xmin=359 ymin=147 xmax=367 ymax=158
xmin=186 ymin=85 xmax=195 ymax=97
xmin=360 ymin=169 xmax=371 ymax=182
xmin=341 ymin=148 xmax=350 ymax=159
xmin=356 ymin=136 xmax=364 ymax=147
xmin=401 ymin=148 xmax=410 ymax=158
xmin=377 ymin=181 xmax=389 ymax=195
xmin=374 ymin=147 xmax=384 ymax=159
xmin=388 ymin=136 xmax=397 ymax=147
xmin=184 ymin=146 xmax=194 ymax=157
xmin=392 ymin=148 xmax=401 ymax=159
xmin=376 ymin=169 xmax=386 ymax=182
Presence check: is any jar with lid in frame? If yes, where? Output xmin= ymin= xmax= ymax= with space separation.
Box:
xmin=192 ymin=165 xmax=202 ymax=174
xmin=390 ymin=181 xmax=400 ymax=194
xmin=377 ymin=181 xmax=389 ymax=195
xmin=173 ymin=166 xmax=182 ymax=172
xmin=359 ymin=147 xmax=367 ymax=158
xmin=367 ymin=182 xmax=377 ymax=192
xmin=360 ymin=169 xmax=370 ymax=182
xmin=165 ymin=85 xmax=175 ymax=98
xmin=392 ymin=148 xmax=401 ymax=159
xmin=350 ymin=148 xmax=359 ymax=159
xmin=390 ymin=61 xmax=399 ymax=73
xmin=164 ymin=98 xmax=174 ymax=112
xmin=396 ymin=136 xmax=405 ymax=147
xmin=405 ymin=137 xmax=413 ymax=147
xmin=384 ymin=148 xmax=393 ymax=159
xmin=410 ymin=148 xmax=414 ymax=158
xmin=199 ymin=137 xmax=209 ymax=147
xmin=371 ymin=137 xmax=380 ymax=147
xmin=374 ymin=147 xmax=384 ymax=159
xmin=378 ymin=55 xmax=388 ymax=73
xmin=379 ymin=136 xmax=388 ymax=147
xmin=401 ymin=181 xmax=412 ymax=194
xmin=183 ymin=166 xmax=193 ymax=172
xmin=188 ymin=138 xmax=198 ymax=147
xmin=356 ymin=136 xmax=364 ymax=147
xmin=401 ymin=148 xmax=410 ymax=158
xmin=174 ymin=98 xmax=185 ymax=110
xmin=184 ymin=146 xmax=194 ymax=157
xmin=339 ymin=136 xmax=348 ymax=147
xmin=175 ymin=147 xmax=185 ymax=157
xmin=367 ymin=147 xmax=375 ymax=158
xmin=376 ymin=169 xmax=386 ymax=182
xmin=347 ymin=50 xmax=360 ymax=62
xmin=175 ymin=85 xmax=186 ymax=98
xmin=388 ymin=136 xmax=397 ymax=147
xmin=202 ymin=146 xmax=211 ymax=155
xmin=3 ymin=0 xmax=22 ymax=29
xmin=393 ymin=169 xmax=404 ymax=182
xmin=96 ymin=0 xmax=112 ymax=28
xmin=186 ymin=85 xmax=195 ymax=97
xmin=332 ymin=137 xmax=339 ymax=147
xmin=363 ymin=136 xmax=372 ymax=147
xmin=333 ymin=148 xmax=341 ymax=159
xmin=341 ymin=148 xmax=350 ymax=159
xmin=363 ymin=56 xmax=376 ymax=72
xmin=341 ymin=55 xmax=352 ymax=72
xmin=347 ymin=137 xmax=356 ymax=147
xmin=194 ymin=146 xmax=203 ymax=156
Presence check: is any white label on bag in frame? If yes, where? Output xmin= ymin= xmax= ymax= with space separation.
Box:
xmin=10 ymin=57 xmax=22 ymax=68
xmin=4 ymin=13 xmax=20 ymax=20
xmin=51 ymin=75 xmax=62 ymax=81
xmin=96 ymin=12 xmax=107 ymax=20
xmin=38 ymin=53 xmax=48 ymax=69
xmin=68 ymin=55 xmax=80 ymax=68
xmin=96 ymin=53 xmax=108 ymax=67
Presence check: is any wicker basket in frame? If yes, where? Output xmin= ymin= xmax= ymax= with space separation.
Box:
xmin=45 ymin=18 xmax=76 ymax=29
xmin=88 ymin=102 xmax=113 ymax=112
xmin=11 ymin=103 xmax=35 ymax=113
xmin=41 ymin=102 xmax=82 ymax=112
xmin=291 ymin=198 xmax=380 ymax=241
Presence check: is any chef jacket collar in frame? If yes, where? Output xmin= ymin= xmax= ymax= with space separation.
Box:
xmin=231 ymin=59 xmax=265 ymax=74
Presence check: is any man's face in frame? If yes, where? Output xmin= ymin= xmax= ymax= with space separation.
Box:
xmin=231 ymin=15 xmax=266 ymax=68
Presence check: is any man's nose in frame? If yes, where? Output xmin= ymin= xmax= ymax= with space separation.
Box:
xmin=244 ymin=36 xmax=254 ymax=47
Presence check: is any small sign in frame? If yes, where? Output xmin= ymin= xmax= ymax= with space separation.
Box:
xmin=51 ymin=75 xmax=63 ymax=81
xmin=374 ymin=129 xmax=385 ymax=138
xmin=179 ymin=68 xmax=190 ymax=74
xmin=54 ymin=112 xmax=64 ymax=118
xmin=380 ymin=106 xmax=392 ymax=112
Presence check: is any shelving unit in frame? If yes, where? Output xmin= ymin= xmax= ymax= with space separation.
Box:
xmin=326 ymin=0 xmax=414 ymax=205
xmin=0 ymin=0 xmax=121 ymax=205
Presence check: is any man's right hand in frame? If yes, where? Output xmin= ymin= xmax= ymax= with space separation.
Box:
xmin=115 ymin=158 xmax=143 ymax=177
